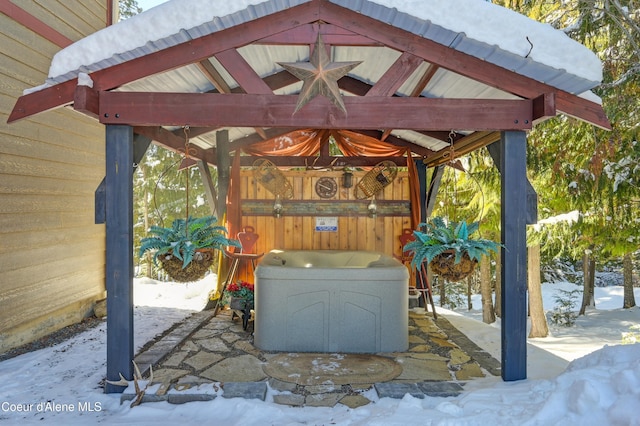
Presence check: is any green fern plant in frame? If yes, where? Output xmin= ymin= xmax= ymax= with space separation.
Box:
xmin=404 ymin=217 xmax=501 ymax=269
xmin=139 ymin=216 xmax=240 ymax=269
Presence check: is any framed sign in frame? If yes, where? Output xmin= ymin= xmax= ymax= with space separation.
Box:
xmin=315 ymin=216 xmax=338 ymax=232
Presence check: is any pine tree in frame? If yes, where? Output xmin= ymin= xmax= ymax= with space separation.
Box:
xmin=510 ymin=1 xmax=639 ymax=309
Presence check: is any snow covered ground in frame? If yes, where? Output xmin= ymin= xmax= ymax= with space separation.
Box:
xmin=0 ymin=276 xmax=638 ymax=425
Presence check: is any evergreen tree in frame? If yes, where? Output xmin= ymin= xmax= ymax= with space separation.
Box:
xmin=508 ymin=1 xmax=639 ymax=307
xmin=119 ymin=0 xmax=142 ymax=20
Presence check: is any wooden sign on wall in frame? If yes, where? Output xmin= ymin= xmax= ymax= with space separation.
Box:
xmin=241 ymin=199 xmax=410 ymax=216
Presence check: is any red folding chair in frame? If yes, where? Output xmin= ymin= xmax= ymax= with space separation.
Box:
xmin=399 ymin=228 xmax=437 ymax=319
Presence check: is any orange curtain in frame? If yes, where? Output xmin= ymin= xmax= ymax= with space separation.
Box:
xmin=242 ymin=129 xmax=326 ymax=156
xmin=333 ymin=130 xmax=406 ymax=157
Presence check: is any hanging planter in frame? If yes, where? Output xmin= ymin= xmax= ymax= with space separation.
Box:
xmin=404 ymin=217 xmax=501 ymax=282
xmin=139 ymin=216 xmax=240 ymax=283
xmin=429 ymin=250 xmax=478 ymax=282
xmin=159 ymin=248 xmax=215 ymax=283
xmin=139 ymin=127 xmax=240 ymax=283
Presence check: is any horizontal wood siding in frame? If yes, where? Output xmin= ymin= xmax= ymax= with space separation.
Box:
xmin=236 ymin=169 xmax=413 ymax=263
xmin=0 ymin=1 xmax=107 ymax=351
xmin=12 ymin=0 xmax=106 ymax=43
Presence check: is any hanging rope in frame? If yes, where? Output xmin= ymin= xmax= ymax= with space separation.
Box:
xmin=445 ymin=130 xmax=456 ymax=163
xmin=181 ymin=125 xmax=194 ymax=237
xmin=434 ymin=131 xmax=489 ymax=240
xmin=445 ymin=131 xmax=458 ymax=222
xmin=184 ymin=126 xmax=190 ymax=225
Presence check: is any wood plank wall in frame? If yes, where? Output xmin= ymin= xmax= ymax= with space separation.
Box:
xmin=0 ymin=1 xmax=107 ymax=352
xmin=236 ymin=169 xmax=413 ymax=265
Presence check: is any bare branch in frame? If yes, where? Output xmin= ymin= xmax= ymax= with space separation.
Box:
xmin=104 ymin=361 xmax=154 ymax=408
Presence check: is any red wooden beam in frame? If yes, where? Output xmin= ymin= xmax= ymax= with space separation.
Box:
xmin=316 ymin=0 xmax=611 ymax=129
xmin=196 ymin=59 xmax=232 ymax=93
xmin=555 ymin=91 xmax=609 ymax=129
xmin=99 ymin=91 xmax=535 ymax=130
xmin=258 ymin=23 xmax=379 ymax=46
xmin=215 ymin=49 xmax=274 ymax=94
xmin=8 ymin=79 xmax=77 ymax=122
xmin=263 ymin=70 xmax=300 ymax=92
xmin=74 ymin=85 xmax=100 ymax=119
xmin=532 ymin=93 xmax=556 ymax=125
xmin=133 ymin=126 xmax=217 ymax=165
xmin=366 ymin=52 xmax=423 ymax=97
xmin=0 ymin=0 xmax=73 ymax=48
xmin=8 ymin=1 xmax=320 ymax=123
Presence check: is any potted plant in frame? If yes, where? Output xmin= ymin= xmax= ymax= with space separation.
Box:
xmin=404 ymin=217 xmax=501 ymax=281
xmin=222 ymin=280 xmax=254 ymax=330
xmin=139 ymin=215 xmax=240 ymax=283
xmin=223 ymin=280 xmax=255 ymax=310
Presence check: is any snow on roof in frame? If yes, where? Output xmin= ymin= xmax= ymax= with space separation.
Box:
xmin=47 ymin=0 xmax=303 ymax=80
xmin=45 ymin=0 xmax=602 ymax=90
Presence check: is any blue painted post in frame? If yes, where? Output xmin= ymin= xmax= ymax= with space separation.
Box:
xmin=500 ymin=130 xmax=528 ymax=381
xmin=487 ymin=142 xmax=537 ymax=225
xmin=104 ymin=125 xmax=134 ymax=393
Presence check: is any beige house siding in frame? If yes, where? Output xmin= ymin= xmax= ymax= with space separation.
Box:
xmin=0 ymin=1 xmax=108 ymax=352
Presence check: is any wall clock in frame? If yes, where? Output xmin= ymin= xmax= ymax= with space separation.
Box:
xmin=315 ymin=177 xmax=338 ymax=198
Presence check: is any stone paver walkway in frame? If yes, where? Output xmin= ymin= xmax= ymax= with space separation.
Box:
xmin=127 ymin=308 xmax=500 ymax=407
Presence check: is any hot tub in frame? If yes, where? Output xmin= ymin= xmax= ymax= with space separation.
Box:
xmin=254 ymin=250 xmax=408 ymax=353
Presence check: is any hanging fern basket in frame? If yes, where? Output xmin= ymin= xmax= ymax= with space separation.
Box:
xmin=429 ymin=250 xmax=477 ymax=282
xmin=159 ymin=248 xmax=215 ymax=283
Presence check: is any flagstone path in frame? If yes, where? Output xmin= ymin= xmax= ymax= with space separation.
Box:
xmin=127 ymin=309 xmax=500 ymax=407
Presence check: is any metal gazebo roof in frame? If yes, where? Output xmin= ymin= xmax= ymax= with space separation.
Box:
xmin=9 ymin=0 xmax=610 ymax=167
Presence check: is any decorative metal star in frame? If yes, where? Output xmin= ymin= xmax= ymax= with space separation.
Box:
xmin=278 ymin=34 xmax=361 ymax=114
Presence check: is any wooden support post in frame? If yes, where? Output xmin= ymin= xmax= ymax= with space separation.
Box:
xmin=487 ymin=142 xmax=537 ymax=225
xmin=425 ymin=165 xmax=444 ymax=221
xmin=197 ymin=160 xmax=218 ymax=217
xmin=415 ymin=160 xmax=427 ymax=223
xmin=499 ymin=131 xmax=528 ymax=381
xmin=216 ymin=130 xmax=230 ymax=219
xmin=95 ymin=133 xmax=150 ymax=224
xmin=104 ymin=125 xmax=135 ymax=393
xmin=215 ymin=131 xmax=231 ymax=298
xmin=132 ymin=133 xmax=152 ymax=168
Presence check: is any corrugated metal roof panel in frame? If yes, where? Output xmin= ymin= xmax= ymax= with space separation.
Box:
xmin=331 ymin=0 xmax=597 ymax=95
xmin=333 ymin=46 xmax=402 ymax=87
xmin=238 ymin=45 xmax=310 ymax=79
xmin=391 ymin=130 xmax=449 ymax=152
xmin=121 ymin=64 xmax=215 ymax=93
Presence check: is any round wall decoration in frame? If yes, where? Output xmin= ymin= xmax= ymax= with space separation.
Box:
xmin=315 ymin=177 xmax=338 ymax=198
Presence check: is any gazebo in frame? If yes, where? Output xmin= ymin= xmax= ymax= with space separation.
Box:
xmin=8 ymin=0 xmax=609 ymax=393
